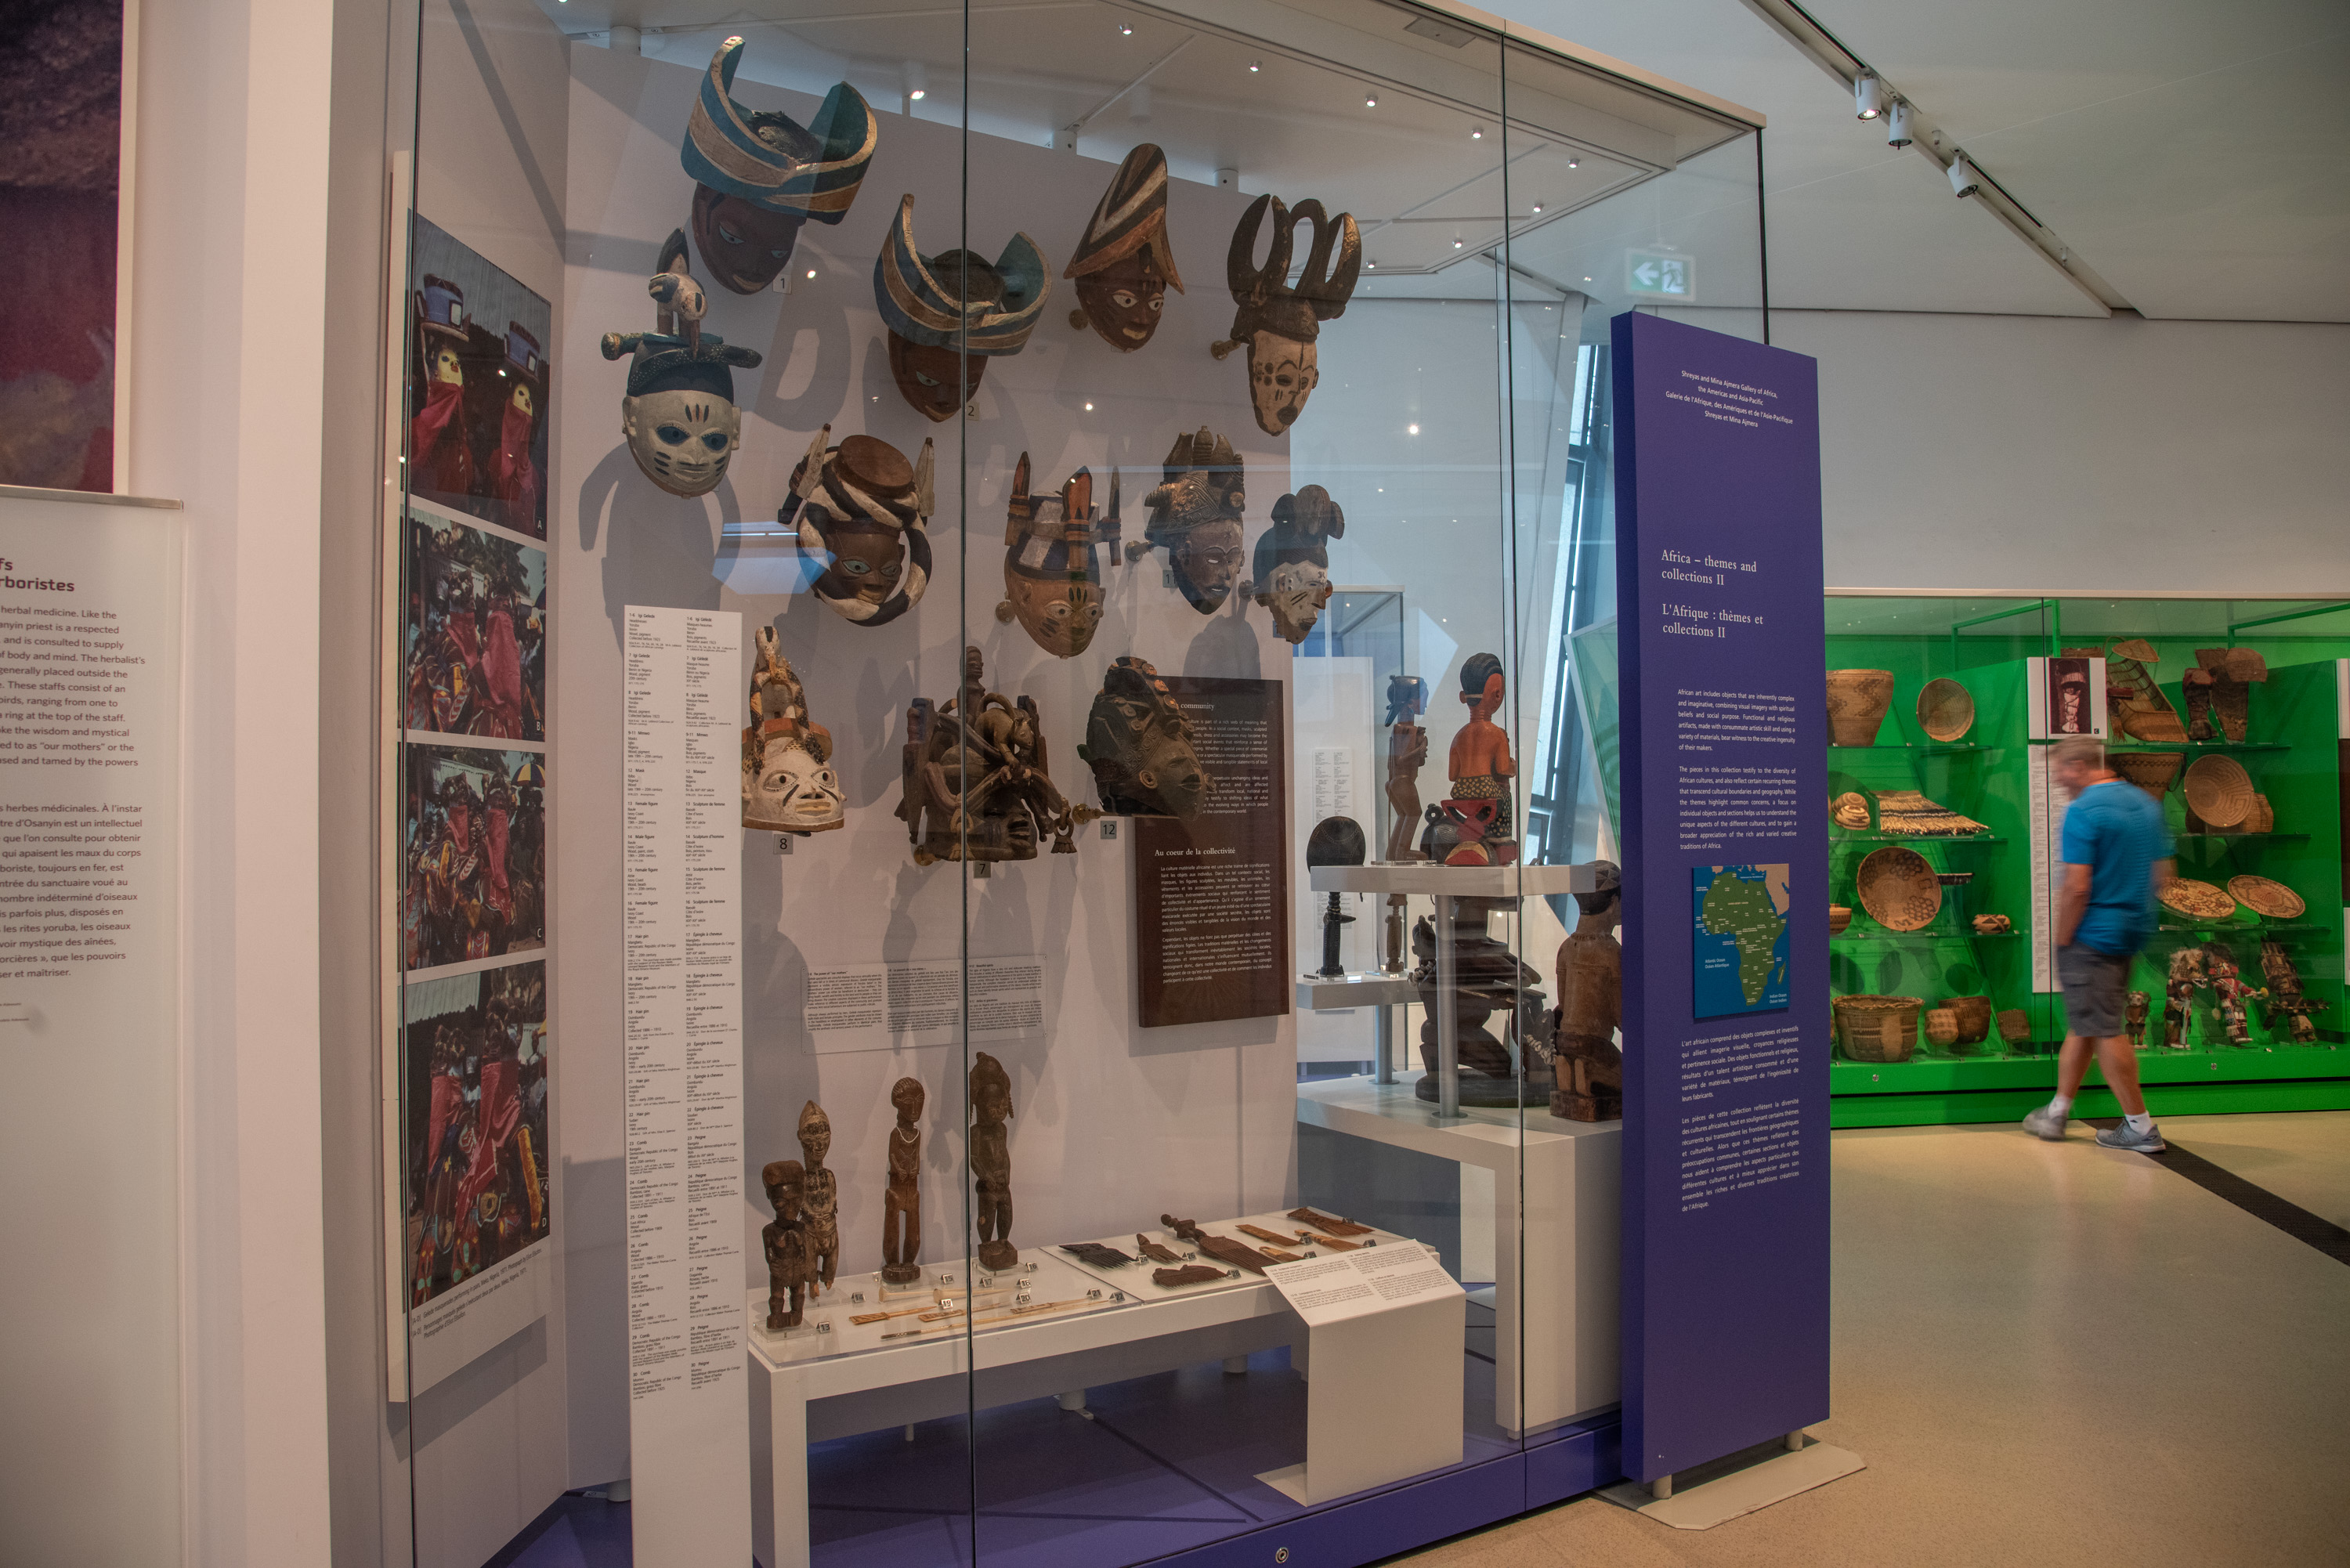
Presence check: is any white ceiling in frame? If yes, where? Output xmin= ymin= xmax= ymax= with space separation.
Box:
xmin=541 ymin=0 xmax=2348 ymax=321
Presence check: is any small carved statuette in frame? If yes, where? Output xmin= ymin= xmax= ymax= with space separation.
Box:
xmin=880 ymin=1077 xmax=925 ymax=1285
xmin=1550 ymin=862 xmax=1623 ymax=1122
xmin=797 ymin=1100 xmax=839 ymax=1292
xmin=2164 ymin=945 xmax=2210 ymax=1049
xmin=2125 ymin=989 xmax=2150 ymax=1048
xmin=2259 ymin=940 xmax=2319 ymax=1043
xmin=1442 ymin=654 xmax=1517 ymax=866
xmin=761 ymin=1159 xmax=812 ymax=1331
xmin=971 ymin=1053 xmax=1018 ymax=1272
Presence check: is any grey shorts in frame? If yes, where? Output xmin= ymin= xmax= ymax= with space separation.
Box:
xmin=2059 ymin=945 xmax=2131 ymax=1039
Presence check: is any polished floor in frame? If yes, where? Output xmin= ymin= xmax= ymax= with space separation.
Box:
xmin=1404 ymin=1111 xmax=2350 ymax=1568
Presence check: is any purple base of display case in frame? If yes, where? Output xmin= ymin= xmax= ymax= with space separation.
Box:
xmin=489 ymin=1332 xmax=1621 ymax=1568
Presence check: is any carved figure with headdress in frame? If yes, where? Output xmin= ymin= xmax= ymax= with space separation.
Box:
xmin=679 ymin=37 xmax=877 ymax=294
xmin=600 ymin=230 xmax=763 ymax=498
xmin=896 ymin=648 xmax=1087 ymax=863
xmin=780 ymin=425 xmax=935 ymax=627
xmin=742 ymin=627 xmax=844 ymax=834
xmin=1133 ymin=427 xmax=1246 ymax=614
xmin=994 ymin=454 xmax=1119 ymax=658
xmin=1064 ymin=143 xmax=1184 ymax=350
xmin=797 ymin=1100 xmax=838 ymax=1292
xmin=1078 ymin=656 xmax=1210 ymax=819
xmin=1251 ymin=484 xmax=1343 ymax=644
xmin=1211 ymin=193 xmax=1360 ymax=435
xmin=969 ymin=1053 xmax=1018 ymax=1272
xmin=873 ymin=195 xmax=1050 ymax=421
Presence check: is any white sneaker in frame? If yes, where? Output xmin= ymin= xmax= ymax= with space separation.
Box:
xmin=2021 ymin=1106 xmax=2067 ymax=1140
xmin=2095 ymin=1120 xmax=2166 ymax=1154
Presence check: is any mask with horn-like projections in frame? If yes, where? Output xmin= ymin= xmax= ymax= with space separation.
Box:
xmin=1078 ymin=656 xmax=1211 ymax=819
xmin=602 ymin=229 xmax=763 ymax=498
xmin=679 ymin=36 xmax=878 ymax=294
xmin=741 ymin=626 xmax=844 ymax=835
xmin=1252 ymin=484 xmax=1343 ymax=644
xmin=1063 ymin=143 xmax=1183 ymax=352
xmin=1213 ymin=193 xmax=1360 ymax=436
xmin=781 ymin=425 xmax=935 ymax=627
xmin=873 ymin=195 xmax=1050 ymax=421
xmin=996 ymin=454 xmax=1119 ymax=659
xmin=1136 ymin=427 xmax=1246 ymax=614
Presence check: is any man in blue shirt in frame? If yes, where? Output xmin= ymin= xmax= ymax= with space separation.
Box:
xmin=2025 ymin=738 xmax=2176 ymax=1150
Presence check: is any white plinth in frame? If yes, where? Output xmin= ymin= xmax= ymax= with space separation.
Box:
xmin=1296 ymin=1072 xmax=1622 ymax=1435
xmin=1256 ymin=1294 xmax=1465 ymax=1505
xmin=1309 ymin=862 xmax=1600 ymax=897
xmin=1296 ymin=973 xmax=1420 ymax=1010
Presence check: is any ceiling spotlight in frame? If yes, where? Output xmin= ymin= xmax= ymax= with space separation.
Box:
xmin=1119 ymin=22 xmax=1133 ymax=34
xmin=1452 ymin=237 xmax=1464 ymax=249
xmin=805 ymin=269 xmax=817 ymax=279
xmin=1249 ymin=60 xmax=1260 ymax=72
xmin=1407 ymin=423 xmax=1420 ymax=435
xmin=1084 ymin=401 xmax=1095 ymax=410
xmin=1566 ymin=157 xmax=1578 ymax=168
xmin=1885 ymin=98 xmax=1913 ymax=148
xmin=1470 ymin=125 xmax=1483 ymax=139
xmin=1531 ymin=203 xmax=1543 ymax=214
xmin=1854 ymin=69 xmax=1884 ymax=120
xmin=1365 ymin=259 xmax=1376 ymax=269
xmin=903 ymin=60 xmax=927 ymax=105
xmin=1948 ymin=152 xmax=1983 ymax=197
xmin=1365 ymin=93 xmax=1378 ymax=107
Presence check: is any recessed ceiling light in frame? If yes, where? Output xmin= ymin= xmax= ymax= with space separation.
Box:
xmin=805 ymin=269 xmax=816 ymax=279
xmin=1531 ymin=204 xmax=1543 ymax=214
xmin=1470 ymin=125 xmax=1482 ymax=139
xmin=1119 ymin=23 xmax=1133 ymax=35
xmin=1249 ymin=60 xmax=1260 ymax=72
xmin=1366 ymin=259 xmax=1376 ymax=269
xmin=1567 ymin=158 xmax=1578 ymax=168
xmin=1407 ymin=423 xmax=1419 ymax=435
xmin=1365 ymin=93 xmax=1378 ymax=107
xmin=1452 ymin=237 xmax=1463 ymax=248
xmin=1084 ymin=401 xmax=1094 ymax=410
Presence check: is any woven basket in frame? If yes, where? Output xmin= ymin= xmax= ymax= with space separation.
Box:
xmin=1916 ymin=678 xmax=1975 ymax=742
xmin=1828 ymin=905 xmax=1853 ymax=936
xmin=1856 ymin=847 xmax=1941 ymax=931
xmin=2110 ymin=751 xmax=2183 ymax=800
xmin=1925 ymin=1008 xmax=1960 ymax=1046
xmin=1826 ymin=670 xmax=1896 ymax=747
xmin=1944 ymin=994 xmax=1993 ymax=1045
xmin=2183 ymin=755 xmax=2254 ymax=828
xmin=1834 ymin=995 xmax=1922 ymax=1063
xmin=2160 ymin=878 xmax=2237 ymax=923
xmin=2227 ymin=874 xmax=2304 ymax=920
xmin=2245 ymin=793 xmax=2275 ymax=833
xmin=1998 ymin=1009 xmax=2031 ymax=1046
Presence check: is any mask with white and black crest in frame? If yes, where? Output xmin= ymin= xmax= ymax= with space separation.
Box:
xmin=779 ymin=425 xmax=935 ymax=627
xmin=1251 ymin=484 xmax=1344 ymax=645
xmin=602 ymin=229 xmax=763 ymax=498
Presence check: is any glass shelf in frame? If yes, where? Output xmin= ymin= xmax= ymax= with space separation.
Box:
xmin=1831 ymin=833 xmax=2008 ymax=845
xmin=1833 ymin=930 xmax=2021 ymax=944
xmin=2099 ymin=741 xmax=2293 ymax=754
xmin=2157 ymin=921 xmax=2325 ymax=936
xmin=1828 ymin=742 xmax=1990 ymax=753
xmin=2176 ymin=833 xmax=2310 ymax=844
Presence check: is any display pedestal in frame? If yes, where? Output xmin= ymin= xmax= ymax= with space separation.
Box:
xmin=1295 ymin=1073 xmax=1621 ymax=1435
xmin=1255 ymin=1295 xmax=1465 ymax=1505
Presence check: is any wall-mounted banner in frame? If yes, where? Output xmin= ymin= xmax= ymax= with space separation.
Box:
xmin=1612 ymin=312 xmax=1829 ymax=1483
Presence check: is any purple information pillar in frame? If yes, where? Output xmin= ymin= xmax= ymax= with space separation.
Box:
xmin=1611 ymin=311 xmax=1829 ymax=1482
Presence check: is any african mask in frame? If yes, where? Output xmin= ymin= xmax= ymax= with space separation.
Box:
xmin=780 ymin=425 xmax=935 ymax=627
xmin=1078 ymin=656 xmax=1211 ymax=819
xmin=896 ymin=648 xmax=1087 ymax=863
xmin=996 ymin=453 xmax=1119 ymax=659
xmin=1137 ymin=427 xmax=1247 ymax=614
xmin=1063 ymin=143 xmax=1183 ymax=351
xmin=1251 ymin=484 xmax=1343 ymax=644
xmin=601 ymin=230 xmax=762 ymax=499
xmin=873 ymin=195 xmax=1050 ymax=422
xmin=679 ymin=37 xmax=877 ymax=294
xmin=741 ymin=627 xmax=844 ymax=835
xmin=1213 ymin=193 xmax=1359 ymax=436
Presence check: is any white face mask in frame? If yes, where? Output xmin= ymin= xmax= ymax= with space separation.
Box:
xmin=1263 ymin=559 xmax=1332 ymax=643
xmin=1247 ymin=331 xmax=1320 ymax=433
xmin=743 ymin=736 xmax=844 ymax=831
xmin=621 ymin=388 xmax=743 ymax=497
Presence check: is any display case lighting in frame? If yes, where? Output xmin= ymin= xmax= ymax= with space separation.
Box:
xmin=1948 ymin=153 xmax=1983 ymax=197
xmin=1365 ymin=92 xmax=1377 ymax=107
xmin=1885 ymin=98 xmax=1913 ymax=148
xmin=1470 ymin=125 xmax=1482 ymax=139
xmin=1249 ymin=60 xmax=1260 ymax=72
xmin=1854 ymin=70 xmax=1884 ymax=120
xmin=1531 ymin=203 xmax=1543 ymax=213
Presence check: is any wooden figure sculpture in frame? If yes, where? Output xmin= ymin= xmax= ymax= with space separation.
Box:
xmin=2164 ymin=945 xmax=2209 ymax=1049
xmin=601 ymin=229 xmax=764 ymax=499
xmin=1306 ymin=817 xmax=1367 ymax=979
xmin=1250 ymin=485 xmax=1343 ymax=644
xmin=797 ymin=1100 xmax=839 ymax=1292
xmin=2125 ymin=989 xmax=2150 ymax=1048
xmin=742 ymin=627 xmax=845 ymax=834
xmin=1408 ymin=905 xmax=1546 ymax=1105
xmin=995 ymin=453 xmax=1119 ymax=659
xmin=970 ymin=1053 xmax=1018 ymax=1272
xmin=1383 ymin=676 xmax=1430 ymax=973
xmin=1065 ymin=143 xmax=1184 ymax=351
xmin=2204 ymin=944 xmax=2265 ymax=1046
xmin=1134 ymin=427 xmax=1248 ymax=613
xmin=679 ymin=36 xmax=877 ymax=294
xmin=761 ymin=1159 xmax=812 ymax=1330
xmin=873 ymin=194 xmax=1050 ymax=421
xmin=1444 ymin=653 xmax=1517 ymax=865
xmin=411 ymin=275 xmax=475 ymax=500
xmin=1078 ymin=656 xmax=1211 ymax=818
xmin=2259 ymin=940 xmax=2319 ymax=1043
xmin=880 ymin=1076 xmax=925 ymax=1284
xmin=780 ymin=425 xmax=935 ymax=627
xmin=898 ymin=648 xmax=1086 ymax=862
xmin=1550 ymin=861 xmax=1624 ymax=1122
xmin=1213 ymin=193 xmax=1361 ymax=435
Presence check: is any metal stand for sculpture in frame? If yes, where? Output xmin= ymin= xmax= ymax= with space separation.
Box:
xmin=880 ymin=1077 xmax=925 ymax=1284
xmin=1550 ymin=862 xmax=1624 ymax=1122
xmin=1306 ymin=817 xmax=1366 ymax=979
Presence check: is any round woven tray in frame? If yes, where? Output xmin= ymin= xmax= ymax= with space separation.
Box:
xmin=1916 ymin=677 xmax=1975 ymax=742
xmin=1833 ymin=994 xmax=1922 ymax=1063
xmin=1856 ymin=846 xmax=1941 ymax=931
xmin=2226 ymin=875 xmax=2305 ymax=920
xmin=2183 ymin=754 xmax=2254 ymax=827
xmin=2160 ymin=878 xmax=2237 ymax=923
xmin=2110 ymin=751 xmax=2183 ymax=799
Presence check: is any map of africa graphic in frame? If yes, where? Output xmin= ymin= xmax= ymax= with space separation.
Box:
xmin=1691 ymin=863 xmax=1791 ymax=1019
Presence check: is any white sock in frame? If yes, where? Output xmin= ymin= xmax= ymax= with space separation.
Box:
xmin=2048 ymin=1095 xmax=2073 ymax=1119
xmin=2125 ymin=1111 xmax=2155 ymax=1133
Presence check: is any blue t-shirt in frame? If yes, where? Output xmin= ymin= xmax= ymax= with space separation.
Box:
xmin=2060 ymin=779 xmax=2174 ymax=956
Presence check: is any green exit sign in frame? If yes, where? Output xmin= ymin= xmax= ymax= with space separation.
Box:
xmin=1626 ymin=250 xmax=1694 ymax=299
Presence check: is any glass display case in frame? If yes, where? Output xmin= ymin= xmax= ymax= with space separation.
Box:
xmin=1821 ymin=594 xmax=2349 ymax=1126
xmin=379 ymin=1 xmax=1766 ymax=1563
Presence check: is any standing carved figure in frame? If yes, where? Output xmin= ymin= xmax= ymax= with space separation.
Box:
xmin=1444 ymin=653 xmax=1517 ymax=865
xmin=2125 ymin=989 xmax=2151 ymax=1049
xmin=2163 ymin=945 xmax=2209 ymax=1049
xmin=2204 ymin=944 xmax=2265 ymax=1046
xmin=970 ymin=1053 xmax=1018 ymax=1272
xmin=797 ymin=1101 xmax=839 ymax=1292
xmin=1064 ymin=143 xmax=1184 ymax=351
xmin=880 ymin=1077 xmax=926 ymax=1284
xmin=761 ymin=1159 xmax=812 ymax=1330
xmin=1550 ymin=862 xmax=1625 ymax=1122
xmin=1212 ymin=193 xmax=1361 ymax=436
xmin=1383 ymin=677 xmax=1429 ymax=972
xmin=2258 ymin=940 xmax=2319 ymax=1042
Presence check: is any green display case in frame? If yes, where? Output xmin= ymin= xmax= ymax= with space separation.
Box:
xmin=1822 ymin=595 xmax=2350 ymax=1126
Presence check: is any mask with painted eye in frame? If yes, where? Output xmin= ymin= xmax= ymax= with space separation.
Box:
xmin=1065 ymin=144 xmax=1184 ymax=352
xmin=781 ymin=428 xmax=936 ymax=627
xmin=602 ymin=229 xmax=763 ymax=500
xmin=874 ymin=195 xmax=1050 ymax=422
xmin=996 ymin=454 xmax=1119 ymax=658
xmin=619 ymin=387 xmax=743 ymax=497
xmin=1138 ymin=427 xmax=1249 ymax=614
xmin=679 ymin=38 xmax=877 ymax=293
xmin=1215 ymin=193 xmax=1359 ymax=437
xmin=1251 ymin=484 xmax=1345 ymax=645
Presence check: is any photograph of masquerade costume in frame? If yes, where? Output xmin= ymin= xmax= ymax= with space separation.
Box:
xmin=780 ymin=425 xmax=935 ymax=627
xmin=995 ymin=453 xmax=1119 ymax=658
xmin=401 ymin=746 xmax=548 ymax=970
xmin=678 ymin=35 xmax=877 ymax=295
xmin=403 ymin=511 xmax=545 ymax=742
xmin=1250 ymin=484 xmax=1343 ymax=644
xmin=600 ymin=229 xmax=762 ymax=499
xmin=403 ymin=962 xmax=550 ymax=1307
xmin=1133 ymin=427 xmax=1247 ymax=613
xmin=406 ymin=216 xmax=553 ymax=538
xmin=873 ymin=194 xmax=1050 ymax=421
xmin=1063 ymin=143 xmax=1184 ymax=352
xmin=896 ymin=647 xmax=1088 ymax=863
xmin=741 ymin=626 xmax=843 ymax=834
xmin=1078 ymin=656 xmax=1212 ymax=818
xmin=1213 ymin=193 xmax=1360 ymax=436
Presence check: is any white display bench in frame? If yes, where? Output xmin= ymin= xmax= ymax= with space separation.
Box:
xmin=1294 ymin=1074 xmax=1621 ymax=1436
xmin=746 ymin=1214 xmax=1424 ymax=1568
